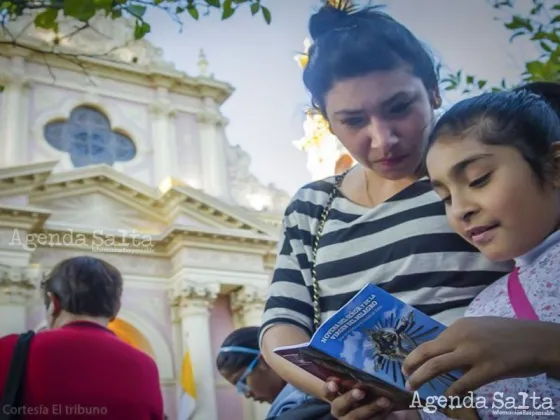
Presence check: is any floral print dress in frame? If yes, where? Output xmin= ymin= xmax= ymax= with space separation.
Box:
xmin=419 ymin=231 xmax=560 ymax=420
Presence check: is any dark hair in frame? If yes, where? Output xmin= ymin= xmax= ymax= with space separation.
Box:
xmin=216 ymin=326 xmax=259 ymax=374
xmin=303 ymin=3 xmax=438 ymax=115
xmin=428 ymin=89 xmax=560 ymax=183
xmin=41 ymin=256 xmax=123 ymax=318
xmin=517 ymin=81 xmax=560 ymax=115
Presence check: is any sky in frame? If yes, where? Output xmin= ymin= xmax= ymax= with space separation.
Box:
xmin=145 ymin=0 xmax=538 ymax=195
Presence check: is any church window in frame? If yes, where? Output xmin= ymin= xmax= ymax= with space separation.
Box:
xmin=44 ymin=106 xmax=136 ymax=167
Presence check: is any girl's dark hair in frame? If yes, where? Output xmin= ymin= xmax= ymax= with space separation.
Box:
xmin=41 ymin=256 xmax=122 ymax=318
xmin=428 ymin=88 xmax=560 ymax=183
xmin=518 ymin=81 xmax=560 ymax=115
xmin=216 ymin=326 xmax=259 ymax=374
xmin=303 ymin=2 xmax=438 ymax=115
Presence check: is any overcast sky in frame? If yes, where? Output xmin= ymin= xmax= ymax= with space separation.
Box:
xmin=146 ymin=0 xmax=538 ymax=195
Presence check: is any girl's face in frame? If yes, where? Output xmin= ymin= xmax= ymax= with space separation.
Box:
xmin=324 ymin=67 xmax=436 ymax=180
xmin=426 ymin=135 xmax=560 ymax=261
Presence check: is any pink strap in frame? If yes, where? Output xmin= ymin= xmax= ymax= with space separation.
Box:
xmin=507 ymin=267 xmax=540 ymax=321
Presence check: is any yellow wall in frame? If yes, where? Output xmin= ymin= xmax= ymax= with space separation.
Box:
xmin=108 ymin=318 xmax=155 ymax=359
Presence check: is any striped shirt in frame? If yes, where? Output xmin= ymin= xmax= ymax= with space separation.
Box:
xmin=261 ymin=176 xmax=513 ymax=341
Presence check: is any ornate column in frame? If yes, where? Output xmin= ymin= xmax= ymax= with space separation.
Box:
xmin=196 ymin=107 xmax=231 ymax=202
xmin=0 ymin=265 xmax=40 ymax=335
xmin=230 ymin=285 xmax=267 ymax=327
xmin=170 ymin=303 xmax=185 ymax=419
xmin=149 ymin=84 xmax=178 ymax=185
xmin=230 ymin=285 xmax=269 ymax=420
xmin=0 ymin=56 xmax=30 ymax=167
xmin=170 ymin=281 xmax=220 ymax=420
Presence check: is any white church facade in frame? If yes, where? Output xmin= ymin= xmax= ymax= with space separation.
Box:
xmin=0 ymin=12 xmax=293 ymax=420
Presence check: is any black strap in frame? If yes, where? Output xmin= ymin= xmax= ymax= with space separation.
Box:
xmin=0 ymin=331 xmax=35 ymax=420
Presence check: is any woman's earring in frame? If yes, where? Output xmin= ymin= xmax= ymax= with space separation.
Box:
xmin=433 ymin=96 xmax=442 ymax=109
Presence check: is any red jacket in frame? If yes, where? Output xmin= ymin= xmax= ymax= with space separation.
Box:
xmin=0 ymin=321 xmax=164 ymax=419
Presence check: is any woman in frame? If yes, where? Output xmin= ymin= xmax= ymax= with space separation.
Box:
xmin=259 ymin=3 xmax=513 ymax=419
xmin=217 ymin=327 xmax=311 ymax=418
xmin=0 ymin=256 xmax=164 ymax=419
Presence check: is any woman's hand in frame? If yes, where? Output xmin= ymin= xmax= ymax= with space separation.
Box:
xmin=402 ymin=317 xmax=559 ymax=397
xmin=323 ymin=378 xmax=394 ymax=420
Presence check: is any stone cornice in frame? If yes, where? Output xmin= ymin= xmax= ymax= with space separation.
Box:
xmin=162 ymin=185 xmax=276 ymax=235
xmin=161 ymin=225 xmax=278 ymax=249
xmin=38 ymin=164 xmax=158 ymax=199
xmin=0 ymin=205 xmax=51 ymax=230
xmin=0 ymin=160 xmax=58 ymax=196
xmin=0 ymin=44 xmax=235 ymax=105
xmin=18 ymin=223 xmax=276 ymax=257
xmin=0 ymin=164 xmax=281 ymax=253
xmin=25 ymin=165 xmax=277 ymax=238
xmin=196 ymin=110 xmax=228 ymax=126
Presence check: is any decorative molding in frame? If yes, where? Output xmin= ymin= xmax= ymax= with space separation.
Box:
xmin=148 ymin=99 xmax=176 ymax=118
xmin=169 ymin=280 xmax=220 ymax=315
xmin=38 ymin=193 xmax=167 ymax=235
xmin=0 ymin=264 xmax=42 ymax=304
xmin=0 ymin=205 xmax=51 ymax=230
xmin=196 ymin=110 xmax=223 ymax=125
xmin=168 ymin=266 xmax=269 ymax=290
xmin=230 ymin=285 xmax=267 ymax=314
xmin=25 ymin=73 xmax=207 ymax=116
xmin=0 ymin=160 xmax=58 ymax=197
xmin=0 ymin=73 xmax=31 ymax=89
xmin=30 ymin=91 xmax=148 ymax=171
xmin=171 ymin=248 xmax=264 ymax=272
xmin=225 ymin=144 xmax=291 ymax=214
xmin=0 ymin=14 xmax=235 ymax=105
xmin=26 ymin=165 xmax=276 ymax=237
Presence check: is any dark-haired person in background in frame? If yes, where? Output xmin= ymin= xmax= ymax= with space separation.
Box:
xmin=217 ymin=327 xmax=314 ymax=419
xmin=0 ymin=256 xmax=164 ymax=419
xmin=259 ymin=3 xmax=513 ymax=419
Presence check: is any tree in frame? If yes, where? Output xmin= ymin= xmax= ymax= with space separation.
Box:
xmin=1 ymin=0 xmax=272 ymax=41
xmin=0 ymin=0 xmax=271 ymax=55
xmin=441 ymin=0 xmax=559 ymax=95
xmin=0 ymin=0 xmax=271 ymax=90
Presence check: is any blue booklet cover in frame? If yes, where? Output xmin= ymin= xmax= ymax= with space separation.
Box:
xmin=274 ymin=283 xmax=463 ymax=409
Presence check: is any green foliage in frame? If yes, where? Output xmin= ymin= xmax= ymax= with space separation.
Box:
xmin=0 ymin=0 xmax=272 ymax=42
xmin=441 ymin=0 xmax=560 ymax=95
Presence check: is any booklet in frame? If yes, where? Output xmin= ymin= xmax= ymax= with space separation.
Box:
xmin=273 ymin=283 xmax=463 ymax=411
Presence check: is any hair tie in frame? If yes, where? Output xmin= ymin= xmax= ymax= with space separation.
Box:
xmin=219 ymin=346 xmax=259 ymax=355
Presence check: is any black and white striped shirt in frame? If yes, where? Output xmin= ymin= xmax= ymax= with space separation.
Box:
xmin=261 ymin=176 xmax=513 ymax=340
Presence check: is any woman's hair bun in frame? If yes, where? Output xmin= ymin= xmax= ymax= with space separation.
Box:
xmin=309 ymin=4 xmax=351 ymax=41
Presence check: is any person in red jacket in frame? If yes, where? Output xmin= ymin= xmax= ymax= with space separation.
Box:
xmin=0 ymin=256 xmax=164 ymax=419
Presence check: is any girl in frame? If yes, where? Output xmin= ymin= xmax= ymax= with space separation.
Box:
xmin=216 ymin=327 xmax=313 ymax=418
xmin=414 ymin=88 xmax=560 ymax=419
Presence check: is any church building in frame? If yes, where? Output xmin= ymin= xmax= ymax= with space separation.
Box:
xmin=0 ymin=12 xmax=292 ymax=420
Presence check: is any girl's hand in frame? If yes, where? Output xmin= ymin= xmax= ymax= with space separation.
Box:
xmin=324 ymin=378 xmax=394 ymax=420
xmin=402 ymin=317 xmax=558 ymax=396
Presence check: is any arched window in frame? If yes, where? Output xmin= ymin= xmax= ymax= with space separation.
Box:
xmin=44 ymin=106 xmax=136 ymax=168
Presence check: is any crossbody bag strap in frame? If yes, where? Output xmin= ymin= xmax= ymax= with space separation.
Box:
xmin=310 ymin=172 xmax=347 ymax=331
xmin=0 ymin=330 xmax=35 ymax=420
xmin=507 ymin=267 xmax=540 ymax=321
